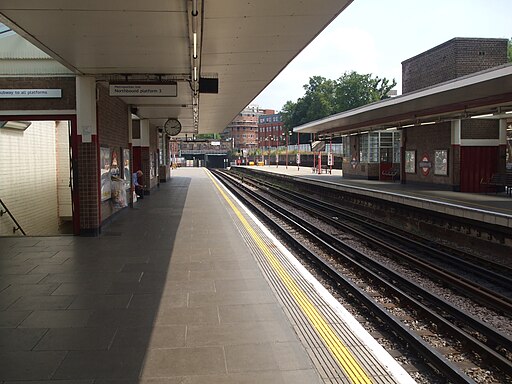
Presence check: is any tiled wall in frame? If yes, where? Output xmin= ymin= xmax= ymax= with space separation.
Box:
xmin=0 ymin=121 xmax=61 ymax=235
xmin=56 ymin=121 xmax=72 ymax=219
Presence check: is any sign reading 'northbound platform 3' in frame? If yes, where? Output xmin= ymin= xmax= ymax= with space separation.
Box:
xmin=109 ymin=83 xmax=177 ymax=97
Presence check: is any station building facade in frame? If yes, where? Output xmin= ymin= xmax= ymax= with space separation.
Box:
xmin=0 ymin=33 xmax=171 ymax=236
xmin=258 ymin=111 xmax=285 ymax=149
xmin=340 ymin=38 xmax=510 ymax=192
xmin=221 ymin=105 xmax=262 ymax=150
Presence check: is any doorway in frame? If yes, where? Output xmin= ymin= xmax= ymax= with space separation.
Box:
xmin=0 ymin=115 xmax=78 ymax=235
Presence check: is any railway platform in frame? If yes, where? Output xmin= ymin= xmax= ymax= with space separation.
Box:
xmin=239 ymin=165 xmax=512 ymax=230
xmin=0 ymin=168 xmax=414 ymax=383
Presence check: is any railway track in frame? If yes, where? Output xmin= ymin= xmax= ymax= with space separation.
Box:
xmin=212 ymin=169 xmax=512 ymax=384
xmin=232 ymin=169 xmax=512 ymax=315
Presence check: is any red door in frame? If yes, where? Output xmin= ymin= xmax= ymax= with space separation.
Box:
xmin=460 ymin=146 xmax=497 ymax=192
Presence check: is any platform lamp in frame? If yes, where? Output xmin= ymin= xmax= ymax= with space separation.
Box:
xmin=285 ymin=130 xmax=292 ymax=169
xmin=268 ymin=136 xmax=272 ymax=167
xmin=297 ymin=131 xmax=301 ymax=171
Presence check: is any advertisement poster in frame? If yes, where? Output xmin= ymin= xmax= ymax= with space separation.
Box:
xmin=405 ymin=150 xmax=416 ymax=173
xmin=150 ymin=152 xmax=155 ymax=179
xmin=111 ymin=148 xmax=120 ymax=177
xmin=100 ymin=147 xmax=111 ymax=201
xmin=435 ymin=150 xmax=448 ymax=175
xmin=123 ymin=148 xmax=131 ymax=182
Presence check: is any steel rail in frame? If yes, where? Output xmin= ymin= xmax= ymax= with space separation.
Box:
xmin=213 ymin=170 xmax=484 ymax=383
xmin=236 ymin=172 xmax=512 ymax=315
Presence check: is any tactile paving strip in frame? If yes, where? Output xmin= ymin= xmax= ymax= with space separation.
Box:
xmin=219 ymin=187 xmax=406 ymax=384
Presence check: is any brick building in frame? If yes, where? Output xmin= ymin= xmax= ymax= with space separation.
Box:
xmin=0 ymin=32 xmax=167 ymax=236
xmin=339 ymin=37 xmax=509 ymax=192
xmin=258 ymin=111 xmax=285 ymax=149
xmin=402 ymin=38 xmax=508 ymax=93
xmin=400 ymin=37 xmax=508 ymax=191
xmin=222 ymin=105 xmax=262 ymax=150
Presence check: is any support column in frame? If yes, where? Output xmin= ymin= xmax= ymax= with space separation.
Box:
xmin=75 ymin=76 xmax=100 ymax=235
xmin=132 ymin=119 xmax=150 ymax=195
xmin=499 ymin=118 xmax=508 ymax=171
xmin=400 ymin=128 xmax=406 ymax=184
xmin=451 ymin=119 xmax=461 ymax=190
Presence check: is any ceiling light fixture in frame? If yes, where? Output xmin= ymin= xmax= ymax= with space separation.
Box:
xmin=0 ymin=121 xmax=31 ymax=130
xmin=470 ymin=113 xmax=493 ymax=119
xmin=193 ymin=33 xmax=197 ymax=59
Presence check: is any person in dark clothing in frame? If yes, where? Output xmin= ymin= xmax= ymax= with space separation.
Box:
xmin=132 ymin=170 xmax=144 ymax=199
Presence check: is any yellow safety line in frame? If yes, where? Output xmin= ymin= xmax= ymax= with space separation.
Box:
xmin=206 ymin=170 xmax=372 ymax=384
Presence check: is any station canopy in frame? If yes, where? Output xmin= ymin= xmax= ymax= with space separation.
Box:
xmin=294 ymin=64 xmax=512 ymax=137
xmin=0 ymin=0 xmax=352 ymax=136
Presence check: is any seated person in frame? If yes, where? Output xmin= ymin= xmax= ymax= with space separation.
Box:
xmin=132 ymin=170 xmax=144 ymax=199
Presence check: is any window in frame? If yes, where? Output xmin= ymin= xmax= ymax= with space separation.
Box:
xmin=359 ymin=131 xmax=401 ymax=163
xmin=393 ymin=132 xmax=401 ymax=163
xmin=368 ymin=133 xmax=379 ymax=162
xmin=360 ymin=134 xmax=368 ymax=162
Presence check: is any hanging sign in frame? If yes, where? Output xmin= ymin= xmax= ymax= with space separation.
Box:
xmin=296 ymin=153 xmax=301 ymax=164
xmin=109 ymin=83 xmax=177 ymax=97
xmin=327 ymin=153 xmax=333 ymax=166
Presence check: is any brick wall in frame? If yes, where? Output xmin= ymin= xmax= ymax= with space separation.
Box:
xmin=0 ymin=121 xmax=60 ymax=235
xmin=97 ymin=84 xmax=129 ymax=147
xmin=402 ymin=38 xmax=508 ymax=94
xmin=402 ymin=42 xmax=457 ymax=93
xmin=461 ymin=119 xmax=499 ymax=140
xmin=96 ymin=84 xmax=130 ymax=224
xmin=404 ymin=122 xmax=454 ymax=186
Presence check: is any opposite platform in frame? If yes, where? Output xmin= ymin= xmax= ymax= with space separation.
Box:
xmin=241 ymin=165 xmax=512 ymax=229
xmin=0 ymin=168 xmax=413 ymax=383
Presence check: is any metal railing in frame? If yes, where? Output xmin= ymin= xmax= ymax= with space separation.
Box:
xmin=0 ymin=198 xmax=26 ymax=235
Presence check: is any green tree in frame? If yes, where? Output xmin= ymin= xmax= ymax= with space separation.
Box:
xmin=196 ymin=133 xmax=220 ymax=140
xmin=508 ymin=38 xmax=512 ymax=62
xmin=334 ymin=71 xmax=396 ymax=112
xmin=281 ymin=71 xmax=396 ymax=136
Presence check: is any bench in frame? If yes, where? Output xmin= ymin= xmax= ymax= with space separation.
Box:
xmin=381 ymin=168 xmax=399 ymax=182
xmin=481 ymin=172 xmax=512 ymax=196
xmin=312 ymin=165 xmax=332 ymax=174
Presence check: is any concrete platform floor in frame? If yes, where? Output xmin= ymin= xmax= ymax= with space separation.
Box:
xmin=0 ymin=168 xmax=323 ymax=383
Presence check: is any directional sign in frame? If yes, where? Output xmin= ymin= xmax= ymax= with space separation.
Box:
xmin=109 ymin=83 xmax=177 ymax=97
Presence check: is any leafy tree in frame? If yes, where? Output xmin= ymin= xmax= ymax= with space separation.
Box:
xmin=334 ymin=71 xmax=395 ymax=112
xmin=196 ymin=133 xmax=220 ymax=140
xmin=508 ymin=38 xmax=512 ymax=62
xmin=281 ymin=71 xmax=396 ymax=137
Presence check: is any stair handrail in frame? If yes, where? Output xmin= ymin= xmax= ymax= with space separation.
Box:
xmin=0 ymin=198 xmax=26 ymax=235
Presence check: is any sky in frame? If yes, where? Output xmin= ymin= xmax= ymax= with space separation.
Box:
xmin=251 ymin=0 xmax=511 ymax=112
